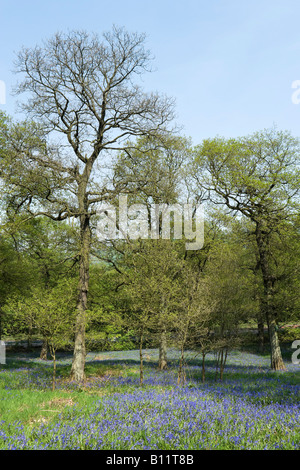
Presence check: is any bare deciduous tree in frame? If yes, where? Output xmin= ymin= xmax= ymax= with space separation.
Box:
xmin=12 ymin=26 xmax=176 ymax=382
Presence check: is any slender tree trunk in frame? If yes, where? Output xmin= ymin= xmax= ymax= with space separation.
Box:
xmin=177 ymin=343 xmax=186 ymax=386
xmin=71 ymin=206 xmax=91 ymax=382
xmin=27 ymin=324 xmax=32 ymax=350
xmin=219 ymin=349 xmax=224 ymax=381
xmin=201 ymin=352 xmax=206 ymax=383
xmin=257 ymin=311 xmax=265 ymax=353
xmin=158 ymin=328 xmax=168 ymax=370
xmin=177 ymin=322 xmax=189 ymax=386
xmin=215 ymin=350 xmax=220 ymax=381
xmin=255 ymin=223 xmax=285 ymax=370
xmin=220 ymin=347 xmax=228 ymax=381
xmin=49 ymin=344 xmax=57 ymax=391
xmin=52 ymin=350 xmax=56 ymax=392
xmin=40 ymin=338 xmax=48 ymax=360
xmin=139 ymin=327 xmax=144 ymax=387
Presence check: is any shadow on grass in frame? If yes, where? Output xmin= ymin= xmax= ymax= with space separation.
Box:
xmin=2 ymin=348 xmax=299 ymax=396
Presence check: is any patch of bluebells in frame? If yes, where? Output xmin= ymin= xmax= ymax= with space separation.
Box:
xmin=1 ymin=386 xmax=299 ymax=450
xmin=0 ymin=350 xmax=299 ymax=450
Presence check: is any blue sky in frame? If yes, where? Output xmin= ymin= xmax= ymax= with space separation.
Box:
xmin=1 ymin=0 xmax=300 ymax=143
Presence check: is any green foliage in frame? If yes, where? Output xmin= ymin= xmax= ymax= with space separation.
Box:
xmin=278 ymin=326 xmax=300 ymax=344
xmin=113 ymin=134 xmax=191 ymax=205
xmin=121 ymin=239 xmax=184 ymax=333
xmin=195 ymin=128 xmax=300 ymax=219
xmin=0 ymin=106 xmax=299 ymax=375
xmin=6 ymin=280 xmax=77 ymax=345
xmin=3 ymin=279 xmax=77 ymax=388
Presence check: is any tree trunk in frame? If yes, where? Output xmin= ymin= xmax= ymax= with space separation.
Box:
xmin=215 ymin=350 xmax=220 ymax=381
xmin=27 ymin=324 xmax=32 ymax=350
xmin=257 ymin=312 xmax=265 ymax=353
xmin=52 ymin=350 xmax=56 ymax=392
xmin=269 ymin=317 xmax=285 ymax=370
xmin=177 ymin=344 xmax=186 ymax=386
xmin=158 ymin=328 xmax=168 ymax=370
xmin=219 ymin=348 xmax=228 ymax=381
xmin=139 ymin=327 xmax=144 ymax=387
xmin=255 ymin=223 xmax=285 ymax=370
xmin=70 ymin=209 xmax=91 ymax=383
xmin=40 ymin=338 xmax=48 ymax=360
xmin=201 ymin=352 xmax=206 ymax=383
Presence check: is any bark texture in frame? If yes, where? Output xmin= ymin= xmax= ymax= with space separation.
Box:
xmin=158 ymin=328 xmax=168 ymax=370
xmin=256 ymin=223 xmax=285 ymax=370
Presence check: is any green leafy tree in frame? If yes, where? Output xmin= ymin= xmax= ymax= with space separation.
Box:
xmin=95 ymin=133 xmax=191 ymax=365
xmin=113 ymin=134 xmax=190 ymax=205
xmin=86 ymin=263 xmax=132 ymax=351
xmin=121 ymin=239 xmax=184 ymax=379
xmin=0 ymin=235 xmax=36 ymax=339
xmin=0 ymin=211 xmax=78 ymax=356
xmin=4 ymin=280 xmax=77 ymax=390
xmin=193 ymin=128 xmax=300 ymax=370
xmin=172 ymin=261 xmax=212 ymax=385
